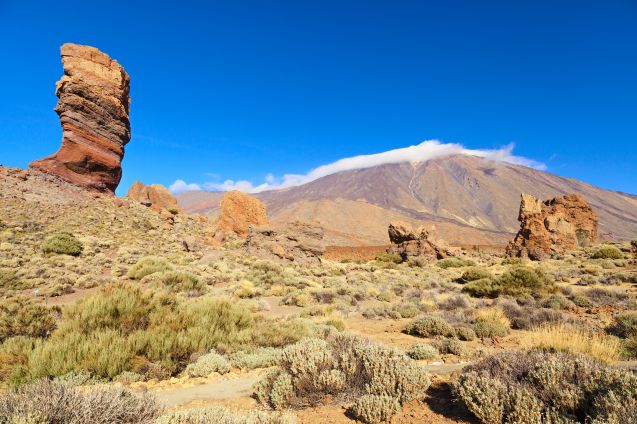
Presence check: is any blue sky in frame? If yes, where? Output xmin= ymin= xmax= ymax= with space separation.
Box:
xmin=1 ymin=1 xmax=636 ymax=196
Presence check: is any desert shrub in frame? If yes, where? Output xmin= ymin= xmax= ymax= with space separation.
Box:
xmin=462 ymin=278 xmax=500 ymax=298
xmin=374 ymin=252 xmax=403 ymax=264
xmin=404 ymin=316 xmax=456 ymax=338
xmin=350 ymin=395 xmax=400 ymax=424
xmin=363 ymin=303 xmax=420 ymax=320
xmin=127 ymin=257 xmax=173 ymax=280
xmin=585 ymin=287 xmax=629 ymax=306
xmin=156 ymin=406 xmax=296 ymax=424
xmin=631 ymin=239 xmax=637 ymax=251
xmin=457 ymin=267 xmax=493 ymax=284
xmin=438 ymin=295 xmax=470 ymax=310
xmin=540 ymin=294 xmax=575 ymax=310
xmin=184 ymin=350 xmax=231 ymax=377
xmin=454 ymin=351 xmax=637 ymax=423
xmin=41 ymin=232 xmax=83 ymax=256
xmin=610 ymin=312 xmax=637 ymax=338
xmin=455 ymin=326 xmax=477 ymax=341
xmin=436 ymin=257 xmax=475 ymax=269
xmin=156 ymin=271 xmax=206 ymax=294
xmin=230 ymin=347 xmax=281 ymax=369
xmin=430 ymin=338 xmax=468 ymax=356
xmin=406 ymin=344 xmax=438 ymax=360
xmin=473 ymin=309 xmax=510 ymax=338
xmin=591 ymin=245 xmax=624 ymax=259
xmin=234 ymin=279 xmax=257 ymax=298
xmin=255 ymin=333 xmax=429 ymax=421
xmin=0 ymin=299 xmax=58 ymax=343
xmin=501 ymin=301 xmax=565 ymax=330
xmin=522 ymin=324 xmax=622 ymax=363
xmin=0 ymin=379 xmax=159 ymax=423
xmin=463 ymin=267 xmax=555 ymax=299
xmin=501 ymin=257 xmax=527 ymax=266
xmin=0 ymin=270 xmax=27 ymax=290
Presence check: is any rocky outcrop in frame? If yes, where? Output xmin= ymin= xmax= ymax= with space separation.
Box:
xmin=212 ymin=191 xmax=269 ymax=242
xmin=126 ymin=181 xmax=180 ymax=212
xmin=30 ymin=43 xmax=131 ymax=193
xmin=506 ymin=193 xmax=598 ymax=260
xmin=387 ymin=221 xmax=448 ymax=260
xmin=245 ymin=221 xmax=325 ymax=264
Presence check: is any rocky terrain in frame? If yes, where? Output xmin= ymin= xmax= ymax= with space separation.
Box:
xmin=178 ymin=155 xmax=637 ymax=246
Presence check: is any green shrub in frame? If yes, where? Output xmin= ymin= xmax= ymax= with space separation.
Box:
xmin=457 ymin=267 xmax=493 ymax=284
xmin=406 ymin=344 xmax=438 ymax=360
xmin=156 ymin=271 xmax=206 ymax=294
xmin=41 ymin=232 xmax=83 ymax=256
xmin=255 ymin=333 xmax=429 ymax=420
xmin=0 ymin=299 xmax=58 ymax=343
xmin=436 ymin=257 xmax=475 ymax=269
xmin=184 ymin=351 xmax=231 ymax=377
xmin=540 ymin=294 xmax=575 ymax=310
xmin=0 ymin=270 xmax=27 ymax=290
xmin=0 ymin=379 xmax=159 ymax=423
xmin=610 ymin=312 xmax=637 ymax=338
xmin=127 ymin=257 xmax=173 ymax=280
xmin=156 ymin=405 xmax=295 ymax=424
xmin=350 ymin=394 xmax=400 ymax=424
xmin=404 ymin=316 xmax=456 ymax=338
xmin=473 ymin=310 xmax=510 ymax=339
xmin=592 ymin=245 xmax=624 ymax=259
xmin=454 ymin=351 xmax=637 ymax=423
xmin=430 ymin=338 xmax=468 ymax=356
xmin=455 ymin=326 xmax=477 ymax=341
xmin=374 ymin=252 xmax=403 ymax=264
xmin=462 ymin=278 xmax=501 ymax=298
xmin=463 ymin=267 xmax=555 ymax=299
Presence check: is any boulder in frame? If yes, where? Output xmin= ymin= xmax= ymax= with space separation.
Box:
xmin=387 ymin=220 xmax=448 ymax=260
xmin=126 ymin=181 xmax=180 ymax=212
xmin=30 ymin=43 xmax=131 ymax=193
xmin=213 ymin=190 xmax=269 ymax=242
xmin=245 ymin=221 xmax=325 ymax=265
xmin=506 ymin=193 xmax=598 ymax=260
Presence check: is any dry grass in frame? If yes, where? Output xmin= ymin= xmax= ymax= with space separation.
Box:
xmin=521 ymin=323 xmax=622 ymax=363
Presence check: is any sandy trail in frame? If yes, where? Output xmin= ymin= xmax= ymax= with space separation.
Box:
xmin=153 ymin=374 xmax=261 ymax=408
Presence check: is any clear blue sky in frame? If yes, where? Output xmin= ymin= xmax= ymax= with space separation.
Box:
xmin=1 ymin=0 xmax=636 ymax=196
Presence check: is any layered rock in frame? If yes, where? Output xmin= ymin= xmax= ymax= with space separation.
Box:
xmin=245 ymin=221 xmax=325 ymax=265
xmin=126 ymin=181 xmax=180 ymax=212
xmin=387 ymin=221 xmax=448 ymax=260
xmin=30 ymin=43 xmax=131 ymax=193
xmin=212 ymin=190 xmax=269 ymax=242
xmin=506 ymin=193 xmax=598 ymax=260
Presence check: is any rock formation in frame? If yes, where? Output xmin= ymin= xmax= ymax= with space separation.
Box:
xmin=126 ymin=181 xmax=180 ymax=212
xmin=245 ymin=221 xmax=325 ymax=265
xmin=30 ymin=43 xmax=131 ymax=193
xmin=212 ymin=190 xmax=269 ymax=242
xmin=506 ymin=193 xmax=598 ymax=260
xmin=387 ymin=221 xmax=448 ymax=260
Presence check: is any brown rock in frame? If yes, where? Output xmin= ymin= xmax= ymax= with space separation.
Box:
xmin=30 ymin=43 xmax=131 ymax=193
xmin=126 ymin=181 xmax=180 ymax=212
xmin=213 ymin=190 xmax=269 ymax=241
xmin=245 ymin=221 xmax=325 ymax=265
xmin=387 ymin=221 xmax=448 ymax=260
xmin=506 ymin=193 xmax=598 ymax=260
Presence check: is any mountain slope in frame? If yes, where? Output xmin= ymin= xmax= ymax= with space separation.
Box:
xmin=177 ymin=155 xmax=637 ymax=246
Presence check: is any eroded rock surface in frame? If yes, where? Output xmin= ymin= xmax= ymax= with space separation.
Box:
xmin=30 ymin=43 xmax=131 ymax=193
xmin=506 ymin=193 xmax=598 ymax=260
xmin=126 ymin=181 xmax=180 ymax=212
xmin=245 ymin=221 xmax=325 ymax=264
xmin=387 ymin=221 xmax=448 ymax=260
xmin=212 ymin=191 xmax=269 ymax=242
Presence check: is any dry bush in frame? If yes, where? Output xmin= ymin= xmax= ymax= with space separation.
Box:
xmin=436 ymin=257 xmax=475 ymax=269
xmin=350 ymin=395 xmax=400 ymax=424
xmin=463 ymin=267 xmax=556 ymax=299
xmin=457 ymin=267 xmax=493 ymax=284
xmin=0 ymin=379 xmax=159 ymax=423
xmin=255 ymin=333 xmax=429 ymax=422
xmin=609 ymin=312 xmax=637 ymax=338
xmin=430 ymin=338 xmax=468 ymax=356
xmin=0 ymin=298 xmax=58 ymax=343
xmin=473 ymin=309 xmax=510 ymax=339
xmin=157 ymin=406 xmax=296 ymax=424
xmin=41 ymin=232 xmax=83 ymax=256
xmin=184 ymin=350 xmax=231 ymax=377
xmin=127 ymin=257 xmax=173 ymax=280
xmin=230 ymin=347 xmax=282 ymax=370
xmin=522 ymin=324 xmax=622 ymax=363
xmin=406 ymin=344 xmax=439 ymax=360
xmin=455 ymin=350 xmax=637 ymax=423
xmin=500 ymin=300 xmax=566 ymax=330
xmin=404 ymin=316 xmax=456 ymax=338
xmin=591 ymin=245 xmax=624 ymax=259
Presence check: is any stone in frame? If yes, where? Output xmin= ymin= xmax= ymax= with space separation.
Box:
xmin=30 ymin=43 xmax=130 ymax=193
xmin=126 ymin=181 xmax=180 ymax=212
xmin=245 ymin=221 xmax=326 ymax=265
xmin=387 ymin=221 xmax=448 ymax=260
xmin=212 ymin=190 xmax=269 ymax=242
xmin=506 ymin=193 xmax=598 ymax=260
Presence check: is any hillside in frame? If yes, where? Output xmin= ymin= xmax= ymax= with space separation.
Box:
xmin=177 ymin=154 xmax=637 ymax=246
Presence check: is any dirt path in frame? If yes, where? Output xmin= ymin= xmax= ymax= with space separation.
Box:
xmin=153 ymin=374 xmax=261 ymax=408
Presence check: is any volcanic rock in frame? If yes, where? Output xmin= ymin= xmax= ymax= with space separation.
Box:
xmin=213 ymin=190 xmax=269 ymax=242
xmin=387 ymin=221 xmax=448 ymax=260
xmin=245 ymin=221 xmax=325 ymax=265
xmin=126 ymin=181 xmax=180 ymax=212
xmin=30 ymin=43 xmax=131 ymax=193
xmin=506 ymin=193 xmax=598 ymax=260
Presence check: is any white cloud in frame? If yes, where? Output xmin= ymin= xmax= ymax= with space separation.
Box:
xmin=169 ymin=139 xmax=546 ymax=194
xmin=169 ymin=179 xmax=201 ymax=193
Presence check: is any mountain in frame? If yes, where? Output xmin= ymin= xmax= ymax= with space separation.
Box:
xmin=177 ymin=155 xmax=637 ymax=246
